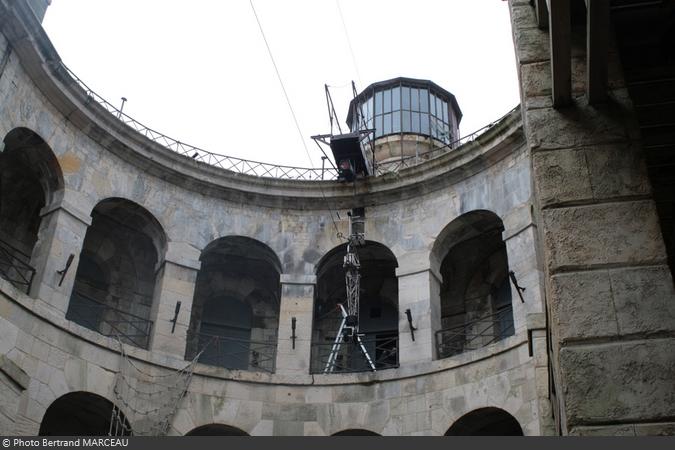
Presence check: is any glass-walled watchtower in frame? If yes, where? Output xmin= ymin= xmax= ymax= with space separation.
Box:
xmin=347 ymin=77 xmax=462 ymax=167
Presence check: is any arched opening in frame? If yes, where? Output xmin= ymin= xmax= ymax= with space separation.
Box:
xmin=311 ymin=241 xmax=399 ymax=373
xmin=445 ymin=407 xmax=523 ymax=436
xmin=66 ymin=198 xmax=167 ymax=349
xmin=186 ymin=236 xmax=281 ymax=373
xmin=186 ymin=424 xmax=249 ymax=436
xmin=0 ymin=128 xmax=62 ymax=294
xmin=332 ymin=429 xmax=381 ymax=436
xmin=432 ymin=211 xmax=514 ymax=359
xmin=39 ymin=391 xmax=131 ymax=436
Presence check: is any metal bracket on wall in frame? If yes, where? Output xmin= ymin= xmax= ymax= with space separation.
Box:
xmin=170 ymin=301 xmax=181 ymax=333
xmin=56 ymin=254 xmax=74 ymax=287
xmin=405 ymin=309 xmax=417 ymax=341
xmin=509 ymin=270 xmax=526 ymax=303
xmin=291 ymin=317 xmax=297 ymax=349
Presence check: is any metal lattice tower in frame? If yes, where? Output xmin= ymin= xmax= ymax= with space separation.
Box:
xmin=343 ymin=211 xmax=364 ymax=334
xmin=323 ymin=209 xmax=376 ymax=373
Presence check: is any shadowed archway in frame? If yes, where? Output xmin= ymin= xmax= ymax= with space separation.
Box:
xmin=67 ymin=198 xmax=167 ymax=349
xmin=432 ymin=210 xmax=514 ymax=359
xmin=445 ymin=407 xmax=523 ymax=436
xmin=39 ymin=391 xmax=131 ymax=436
xmin=186 ymin=424 xmax=249 ymax=436
xmin=311 ymin=241 xmax=399 ymax=373
xmin=0 ymin=127 xmax=63 ymax=294
xmin=186 ymin=236 xmax=281 ymax=372
xmin=332 ymin=429 xmax=381 ymax=436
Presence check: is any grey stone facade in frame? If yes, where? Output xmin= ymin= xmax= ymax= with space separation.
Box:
xmin=0 ymin=0 xmax=671 ymax=436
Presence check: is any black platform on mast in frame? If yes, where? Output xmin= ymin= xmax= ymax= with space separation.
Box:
xmin=329 ymin=132 xmax=372 ymax=182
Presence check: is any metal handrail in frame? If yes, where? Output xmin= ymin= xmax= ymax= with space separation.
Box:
xmin=435 ymin=306 xmax=515 ymax=359
xmin=0 ymin=238 xmax=36 ymax=294
xmin=310 ymin=333 xmax=399 ymax=374
xmin=66 ymin=290 xmax=153 ymax=349
xmin=60 ymin=62 xmax=517 ymax=181
xmin=186 ymin=330 xmax=277 ymax=373
xmin=62 ymin=64 xmax=339 ymax=181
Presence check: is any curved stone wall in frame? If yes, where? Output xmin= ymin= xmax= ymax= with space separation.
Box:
xmin=0 ymin=1 xmax=551 ymax=436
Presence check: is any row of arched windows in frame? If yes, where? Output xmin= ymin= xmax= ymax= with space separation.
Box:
xmin=38 ymin=391 xmax=524 ymax=436
xmin=1 ymin=127 xmax=515 ymax=374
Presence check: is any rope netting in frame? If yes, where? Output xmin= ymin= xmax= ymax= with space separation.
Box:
xmin=110 ymin=341 xmax=199 ymax=436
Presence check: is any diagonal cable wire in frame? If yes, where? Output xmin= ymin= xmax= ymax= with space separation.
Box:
xmin=336 ymin=0 xmax=361 ymax=87
xmin=248 ymin=0 xmax=314 ymax=166
xmin=249 ymin=0 xmax=344 ymax=240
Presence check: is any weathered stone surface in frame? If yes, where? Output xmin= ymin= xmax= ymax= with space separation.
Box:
xmin=532 ymin=149 xmax=593 ymax=207
xmin=509 ymin=3 xmax=538 ymax=32
xmin=550 ymin=271 xmax=619 ymax=342
xmin=543 ymin=201 xmax=666 ymax=271
xmin=525 ymin=100 xmax=637 ymax=151
xmin=569 ymin=424 xmax=636 ymax=436
xmin=634 ymin=423 xmax=675 ymax=436
xmin=0 ymin=0 xmax=553 ymax=436
xmin=513 ymin=26 xmax=551 ymax=65
xmin=560 ymin=339 xmax=675 ymax=426
xmin=533 ymin=143 xmax=651 ymax=208
xmin=585 ymin=143 xmax=651 ymax=199
xmin=609 ymin=266 xmax=675 ymax=336
xmin=0 ymin=370 xmax=23 ymax=435
xmin=520 ymin=61 xmax=552 ymax=100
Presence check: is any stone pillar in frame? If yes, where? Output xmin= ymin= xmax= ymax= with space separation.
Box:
xmin=503 ymin=223 xmax=546 ymax=334
xmin=29 ymin=197 xmax=91 ymax=316
xmin=396 ymin=266 xmax=442 ymax=365
xmin=149 ymin=242 xmax=201 ymax=358
xmin=527 ymin=312 xmax=555 ymax=436
xmin=509 ymin=0 xmax=675 ymax=434
xmin=274 ymin=274 xmax=315 ymax=375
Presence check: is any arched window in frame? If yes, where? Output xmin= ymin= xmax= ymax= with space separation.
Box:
xmin=0 ymin=128 xmax=62 ymax=294
xmin=186 ymin=424 xmax=249 ymax=436
xmin=311 ymin=241 xmax=398 ymax=373
xmin=67 ymin=198 xmax=167 ymax=349
xmin=445 ymin=407 xmax=523 ymax=436
xmin=432 ymin=211 xmax=514 ymax=359
xmin=332 ymin=429 xmax=381 ymax=436
xmin=186 ymin=236 xmax=281 ymax=373
xmin=39 ymin=392 xmax=131 ymax=436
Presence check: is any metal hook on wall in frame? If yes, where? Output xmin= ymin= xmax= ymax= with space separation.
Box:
xmin=405 ymin=309 xmax=417 ymax=341
xmin=291 ymin=317 xmax=297 ymax=349
xmin=509 ymin=270 xmax=526 ymax=303
xmin=56 ymin=254 xmax=75 ymax=287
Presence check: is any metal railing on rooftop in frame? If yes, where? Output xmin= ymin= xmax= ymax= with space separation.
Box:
xmin=435 ymin=306 xmax=515 ymax=359
xmin=66 ymin=290 xmax=153 ymax=349
xmin=0 ymin=238 xmax=36 ymax=294
xmin=61 ymin=63 xmax=517 ymax=181
xmin=186 ymin=330 xmax=277 ymax=373
xmin=62 ymin=64 xmax=339 ymax=181
xmin=375 ymin=107 xmax=520 ymax=175
xmin=310 ymin=333 xmax=399 ymax=374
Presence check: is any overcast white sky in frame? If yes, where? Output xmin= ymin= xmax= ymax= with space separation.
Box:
xmin=42 ymin=1 xmax=520 ymax=168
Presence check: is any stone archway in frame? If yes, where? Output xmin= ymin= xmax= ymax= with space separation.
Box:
xmin=0 ymin=127 xmax=63 ymax=294
xmin=445 ymin=407 xmax=523 ymax=436
xmin=39 ymin=391 xmax=131 ymax=436
xmin=312 ymin=241 xmax=399 ymax=373
xmin=432 ymin=210 xmax=514 ymax=359
xmin=67 ymin=198 xmax=167 ymax=349
xmin=186 ymin=424 xmax=249 ymax=436
xmin=186 ymin=236 xmax=281 ymax=372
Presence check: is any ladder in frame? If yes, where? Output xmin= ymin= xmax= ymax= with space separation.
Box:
xmin=323 ymin=304 xmax=376 ymax=373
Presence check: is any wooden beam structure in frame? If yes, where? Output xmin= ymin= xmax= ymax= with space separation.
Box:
xmin=586 ymin=0 xmax=610 ymax=104
xmin=548 ymin=0 xmax=572 ymax=107
xmin=535 ymin=0 xmax=549 ymax=29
